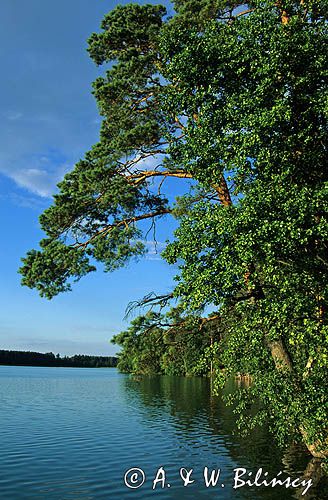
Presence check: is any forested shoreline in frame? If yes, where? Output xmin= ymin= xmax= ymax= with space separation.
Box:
xmin=111 ymin=309 xmax=222 ymax=376
xmin=0 ymin=350 xmax=117 ymax=368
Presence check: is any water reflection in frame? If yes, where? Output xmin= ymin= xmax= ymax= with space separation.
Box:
xmin=122 ymin=374 xmax=327 ymax=499
xmin=0 ymin=366 xmax=326 ymax=499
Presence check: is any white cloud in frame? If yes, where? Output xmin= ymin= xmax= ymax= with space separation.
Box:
xmin=144 ymin=240 xmax=167 ymax=260
xmin=130 ymin=153 xmax=168 ymax=173
xmin=11 ymin=168 xmax=55 ymax=198
xmin=130 ymin=239 xmax=167 ymax=261
xmin=4 ymin=161 xmax=71 ymax=198
xmin=0 ymin=192 xmax=48 ymax=210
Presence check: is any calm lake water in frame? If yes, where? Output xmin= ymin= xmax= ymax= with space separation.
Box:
xmin=0 ymin=366 xmax=326 ymax=499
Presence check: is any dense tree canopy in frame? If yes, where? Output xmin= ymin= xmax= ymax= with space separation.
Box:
xmin=20 ymin=1 xmax=327 ymax=458
xmin=111 ymin=309 xmax=221 ymax=375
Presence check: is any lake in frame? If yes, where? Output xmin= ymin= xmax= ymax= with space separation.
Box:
xmin=0 ymin=366 xmax=326 ymax=499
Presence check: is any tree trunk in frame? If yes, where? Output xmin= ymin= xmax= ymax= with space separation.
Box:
xmin=266 ymin=337 xmax=327 ymax=458
xmin=215 ymin=172 xmax=327 ymax=458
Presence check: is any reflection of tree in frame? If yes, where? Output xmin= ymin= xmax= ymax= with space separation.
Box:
xmin=281 ymin=446 xmax=326 ymax=500
xmin=122 ymin=375 xmax=327 ymax=498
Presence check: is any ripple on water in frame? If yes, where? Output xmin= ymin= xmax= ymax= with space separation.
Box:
xmin=0 ymin=366 xmax=327 ymax=500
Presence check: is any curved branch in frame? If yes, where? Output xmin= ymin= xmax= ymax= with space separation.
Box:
xmin=74 ymin=208 xmax=172 ymax=250
xmin=127 ymin=168 xmax=233 ymax=207
xmin=234 ymin=8 xmax=255 ymax=18
xmin=127 ymin=169 xmax=193 ymax=185
xmin=125 ymin=292 xmax=174 ymax=318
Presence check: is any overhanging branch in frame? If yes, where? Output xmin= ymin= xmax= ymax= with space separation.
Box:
xmin=125 ymin=292 xmax=175 ymax=319
xmin=73 ymin=208 xmax=172 ymax=250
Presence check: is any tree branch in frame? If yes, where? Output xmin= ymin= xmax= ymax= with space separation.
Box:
xmin=126 ymin=169 xmax=193 ymax=186
xmin=125 ymin=292 xmax=175 ymax=319
xmin=233 ymin=8 xmax=255 ymax=19
xmin=73 ymin=208 xmax=172 ymax=250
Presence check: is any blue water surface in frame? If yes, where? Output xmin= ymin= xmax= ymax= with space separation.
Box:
xmin=0 ymin=366 xmax=326 ymax=499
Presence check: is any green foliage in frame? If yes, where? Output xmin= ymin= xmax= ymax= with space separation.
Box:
xmin=112 ymin=309 xmax=218 ymax=376
xmin=19 ymin=3 xmax=170 ymax=298
xmin=159 ymin=0 xmax=328 ymax=455
xmin=19 ymin=1 xmax=328 ymax=457
xmin=20 ymin=240 xmax=96 ymax=299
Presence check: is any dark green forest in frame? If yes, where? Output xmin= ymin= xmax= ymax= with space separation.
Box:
xmin=111 ymin=309 xmax=222 ymax=376
xmin=19 ymin=1 xmax=328 ymax=459
xmin=0 ymin=350 xmax=117 ymax=368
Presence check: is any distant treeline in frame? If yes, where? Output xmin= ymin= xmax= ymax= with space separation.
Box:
xmin=0 ymin=350 xmax=118 ymax=368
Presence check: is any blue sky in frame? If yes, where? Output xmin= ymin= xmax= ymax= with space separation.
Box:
xmin=0 ymin=0 xmax=178 ymax=356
